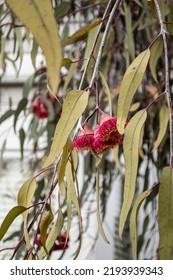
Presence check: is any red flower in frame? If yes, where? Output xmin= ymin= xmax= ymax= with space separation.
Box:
xmin=92 ymin=113 xmax=123 ymax=154
xmin=32 ymin=97 xmax=49 ymax=119
xmin=53 ymin=232 xmax=69 ymax=250
xmin=35 ymin=231 xmax=69 ymax=251
xmin=73 ymin=123 xmax=94 ymax=151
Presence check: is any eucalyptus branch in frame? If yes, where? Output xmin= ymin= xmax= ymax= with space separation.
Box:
xmin=78 ymin=0 xmax=115 ymax=91
xmin=75 ymin=0 xmax=121 ymax=136
xmin=153 ymin=0 xmax=173 ymax=167
xmin=89 ymin=0 xmax=122 ymax=89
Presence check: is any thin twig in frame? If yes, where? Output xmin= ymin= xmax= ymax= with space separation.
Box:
xmin=89 ymin=0 xmax=122 ymax=89
xmin=153 ymin=0 xmax=173 ymax=167
xmin=78 ymin=0 xmax=115 ymax=91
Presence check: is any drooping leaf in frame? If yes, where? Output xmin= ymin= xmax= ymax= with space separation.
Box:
xmin=119 ymin=110 xmax=147 ymax=238
xmin=113 ymin=146 xmax=122 ymax=173
xmin=99 ymin=71 xmax=112 ymax=116
xmin=0 ymin=206 xmax=27 ymax=240
xmin=19 ymin=128 xmax=25 ymax=160
xmin=82 ymin=25 xmax=99 ymax=70
xmin=44 ymin=98 xmax=55 ymax=122
xmin=159 ymin=166 xmax=173 ymax=259
xmin=42 ymin=90 xmax=89 ymax=168
xmin=15 ymin=28 xmax=23 ymax=76
xmin=153 ymin=105 xmax=169 ymax=150
xmin=124 ymin=3 xmax=135 ymax=61
xmin=0 ymin=138 xmax=7 ymax=163
xmin=14 ymin=98 xmax=28 ymax=131
xmin=0 ymin=109 xmax=14 ymax=125
xmin=23 ymin=73 xmax=35 ymax=98
xmin=149 ymin=37 xmax=163 ymax=82
xmin=57 ymin=138 xmax=72 ymax=195
xmin=117 ymin=49 xmax=150 ymax=134
xmin=133 ymin=0 xmax=142 ymax=7
xmin=17 ymin=178 xmax=36 ymax=249
xmin=130 ymin=189 xmax=152 ymax=260
xmin=96 ymin=158 xmax=109 ymax=243
xmin=54 ymin=2 xmax=70 ymax=20
xmin=65 ymin=161 xmax=82 ymax=258
xmin=6 ymin=0 xmax=62 ymax=95
xmin=31 ymin=39 xmax=38 ymax=69
xmin=62 ymin=20 xmax=101 ymax=46
xmin=63 ymin=53 xmax=80 ymax=93
xmin=39 ymin=207 xmax=53 ymax=256
xmin=38 ymin=209 xmax=64 ymax=259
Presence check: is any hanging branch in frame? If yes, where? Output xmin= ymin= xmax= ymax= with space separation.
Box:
xmin=153 ymin=0 xmax=173 ymax=167
xmin=78 ymin=0 xmax=116 ymax=91
xmin=74 ymin=0 xmax=122 ymax=136
xmin=89 ymin=0 xmax=122 ymax=89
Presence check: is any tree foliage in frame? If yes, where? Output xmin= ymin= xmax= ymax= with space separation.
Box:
xmin=0 ymin=0 xmax=173 ymax=260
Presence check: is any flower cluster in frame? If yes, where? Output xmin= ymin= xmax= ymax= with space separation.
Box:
xmin=32 ymin=96 xmax=49 ymax=119
xmin=73 ymin=113 xmax=124 ymax=154
xmin=35 ymin=231 xmax=69 ymax=251
xmin=32 ymin=94 xmax=58 ymax=119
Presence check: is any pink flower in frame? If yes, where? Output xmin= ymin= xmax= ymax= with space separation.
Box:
xmin=73 ymin=123 xmax=94 ymax=151
xmin=32 ymin=97 xmax=49 ymax=119
xmin=35 ymin=231 xmax=69 ymax=251
xmin=92 ymin=113 xmax=123 ymax=154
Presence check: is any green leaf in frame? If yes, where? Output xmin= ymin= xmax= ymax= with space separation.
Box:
xmin=39 ymin=207 xmax=53 ymax=256
xmin=44 ymin=98 xmax=55 ymax=122
xmin=58 ymin=138 xmax=72 ymax=194
xmin=159 ymin=166 xmax=173 ymax=259
xmin=62 ymin=20 xmax=101 ymax=46
xmin=14 ymin=98 xmax=28 ymax=131
xmin=117 ymin=49 xmax=150 ymax=134
xmin=99 ymin=71 xmax=112 ymax=117
xmin=38 ymin=209 xmax=64 ymax=259
xmin=63 ymin=52 xmax=80 ymax=93
xmin=42 ymin=90 xmax=89 ymax=168
xmin=65 ymin=161 xmax=82 ymax=259
xmin=0 ymin=206 xmax=27 ymax=240
xmin=17 ymin=178 xmax=36 ymax=249
xmin=0 ymin=109 xmax=14 ymax=125
xmin=149 ymin=37 xmax=163 ymax=82
xmin=153 ymin=105 xmax=169 ymax=150
xmin=17 ymin=178 xmax=36 ymax=210
xmin=82 ymin=25 xmax=99 ymax=70
xmin=15 ymin=28 xmax=23 ymax=76
xmin=23 ymin=74 xmax=35 ymax=98
xmin=130 ymin=102 xmax=140 ymax=112
xmin=61 ymin=58 xmax=73 ymax=67
xmin=6 ymin=0 xmax=62 ymax=95
xmin=31 ymin=39 xmax=38 ymax=69
xmin=96 ymin=158 xmax=109 ymax=243
xmin=133 ymin=0 xmax=142 ymax=7
xmin=130 ymin=189 xmax=152 ymax=260
xmin=54 ymin=2 xmax=70 ymax=20
xmin=124 ymin=3 xmax=135 ymax=61
xmin=19 ymin=128 xmax=25 ymax=160
xmin=119 ymin=110 xmax=147 ymax=238
xmin=0 ymin=138 xmax=7 ymax=163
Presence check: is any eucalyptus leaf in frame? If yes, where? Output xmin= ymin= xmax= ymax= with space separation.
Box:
xmin=119 ymin=110 xmax=147 ymax=238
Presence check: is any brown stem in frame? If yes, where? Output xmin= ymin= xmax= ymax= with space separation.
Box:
xmin=153 ymin=0 xmax=173 ymax=167
xmin=89 ymin=0 xmax=122 ymax=89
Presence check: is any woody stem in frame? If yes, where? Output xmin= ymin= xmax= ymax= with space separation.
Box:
xmin=153 ymin=0 xmax=173 ymax=167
